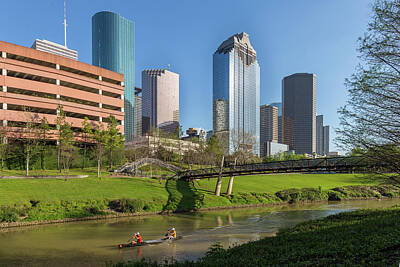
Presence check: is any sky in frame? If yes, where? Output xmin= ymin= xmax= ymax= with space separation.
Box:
xmin=1 ymin=0 xmax=374 ymax=152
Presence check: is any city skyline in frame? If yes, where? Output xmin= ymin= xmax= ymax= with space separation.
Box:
xmin=0 ymin=0 xmax=375 ymax=153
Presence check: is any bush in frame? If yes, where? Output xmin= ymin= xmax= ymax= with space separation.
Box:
xmin=118 ymin=198 xmax=145 ymax=213
xmin=0 ymin=207 xmax=19 ymax=222
xmin=275 ymin=188 xmax=329 ymax=203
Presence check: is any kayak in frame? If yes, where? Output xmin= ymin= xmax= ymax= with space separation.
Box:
xmin=118 ymin=236 xmax=182 ymax=248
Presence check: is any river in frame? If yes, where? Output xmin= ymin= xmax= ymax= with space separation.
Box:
xmin=0 ymin=198 xmax=399 ymax=267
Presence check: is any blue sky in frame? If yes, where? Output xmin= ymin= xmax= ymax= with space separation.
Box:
xmin=2 ymin=0 xmax=373 ymax=152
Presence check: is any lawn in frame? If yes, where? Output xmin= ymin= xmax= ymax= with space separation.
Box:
xmin=0 ymin=168 xmax=168 ymax=206
xmin=194 ymin=173 xmax=380 ymax=195
xmin=0 ymin=170 xmax=382 ymax=208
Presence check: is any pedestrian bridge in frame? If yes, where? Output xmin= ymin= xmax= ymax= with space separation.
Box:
xmin=178 ymin=156 xmax=377 ymax=180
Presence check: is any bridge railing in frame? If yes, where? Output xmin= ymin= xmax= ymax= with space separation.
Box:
xmin=178 ymin=156 xmax=369 ymax=179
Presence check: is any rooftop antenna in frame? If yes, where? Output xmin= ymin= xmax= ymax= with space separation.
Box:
xmin=63 ymin=0 xmax=67 ymax=47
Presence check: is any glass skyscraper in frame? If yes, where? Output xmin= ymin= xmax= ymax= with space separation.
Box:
xmin=213 ymin=32 xmax=260 ymax=155
xmin=92 ymin=11 xmax=135 ymax=141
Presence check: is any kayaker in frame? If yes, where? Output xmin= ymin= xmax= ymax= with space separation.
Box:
xmin=166 ymin=227 xmax=176 ymax=239
xmin=131 ymin=232 xmax=142 ymax=245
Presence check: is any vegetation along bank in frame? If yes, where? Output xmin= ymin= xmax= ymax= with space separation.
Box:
xmin=1 ymin=170 xmax=399 ymax=226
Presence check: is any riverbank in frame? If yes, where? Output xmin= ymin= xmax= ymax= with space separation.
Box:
xmin=0 ymin=174 xmax=400 ymax=228
xmin=1 ymin=169 xmax=398 ymax=226
xmin=114 ymin=205 xmax=400 ymax=266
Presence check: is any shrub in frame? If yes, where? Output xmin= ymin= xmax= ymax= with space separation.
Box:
xmin=118 ymin=198 xmax=145 ymax=213
xmin=0 ymin=207 xmax=19 ymax=222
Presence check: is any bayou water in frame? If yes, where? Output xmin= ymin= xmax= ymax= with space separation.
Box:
xmin=1 ymin=198 xmax=399 ymax=267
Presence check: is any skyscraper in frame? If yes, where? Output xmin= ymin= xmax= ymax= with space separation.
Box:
xmin=323 ymin=125 xmax=330 ymax=155
xmin=134 ymin=87 xmax=142 ymax=137
xmin=260 ymin=105 xmax=278 ymax=157
xmin=213 ymin=32 xmax=260 ymax=155
xmin=282 ymin=73 xmax=316 ymax=154
xmin=92 ymin=11 xmax=135 ymax=141
xmin=270 ymin=102 xmax=282 ymax=143
xmin=316 ymin=115 xmax=324 ymax=155
xmin=142 ymin=69 xmax=179 ymax=134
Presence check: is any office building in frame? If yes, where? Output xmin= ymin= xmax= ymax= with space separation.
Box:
xmin=270 ymin=102 xmax=282 ymax=143
xmin=282 ymin=73 xmax=316 ymax=154
xmin=0 ymin=40 xmax=124 ymax=139
xmin=134 ymin=87 xmax=142 ymax=137
xmin=92 ymin=11 xmax=135 ymax=141
xmin=32 ymin=39 xmax=78 ymax=60
xmin=323 ymin=125 xmax=330 ymax=155
xmin=265 ymin=141 xmax=289 ymax=156
xmin=260 ymin=104 xmax=278 ymax=157
xmin=316 ymin=115 xmax=324 ymax=155
xmin=213 ymin=32 xmax=260 ymax=155
xmin=142 ymin=69 xmax=179 ymax=134
xmin=316 ymin=115 xmax=330 ymax=156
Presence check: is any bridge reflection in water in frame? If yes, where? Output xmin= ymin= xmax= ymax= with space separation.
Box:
xmin=178 ymin=157 xmax=378 ymax=180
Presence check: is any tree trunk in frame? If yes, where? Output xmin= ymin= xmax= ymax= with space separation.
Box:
xmin=215 ymin=155 xmax=224 ymax=196
xmin=226 ymin=176 xmax=234 ymax=195
xmin=57 ymin=144 xmax=61 ymax=173
xmin=97 ymin=159 xmax=101 ymax=179
xmin=109 ymin=149 xmax=113 ymax=169
xmin=83 ymin=143 xmax=86 ymax=169
xmin=26 ymin=149 xmax=29 ymax=176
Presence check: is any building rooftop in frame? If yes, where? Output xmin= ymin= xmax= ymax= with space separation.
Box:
xmin=216 ymin=32 xmax=256 ymax=55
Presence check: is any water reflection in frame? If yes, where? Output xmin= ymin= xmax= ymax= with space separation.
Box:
xmin=0 ymin=199 xmax=399 ymax=266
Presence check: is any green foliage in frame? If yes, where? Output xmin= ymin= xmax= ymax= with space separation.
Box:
xmin=0 ymin=207 xmax=19 ymax=222
xmin=263 ymin=152 xmax=308 ymax=162
xmin=275 ymin=188 xmax=329 ymax=203
xmin=116 ymin=198 xmax=145 ymax=213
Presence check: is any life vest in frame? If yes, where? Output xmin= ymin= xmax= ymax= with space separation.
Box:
xmin=171 ymin=230 xmax=176 ymax=238
xmin=137 ymin=234 xmax=142 ymax=243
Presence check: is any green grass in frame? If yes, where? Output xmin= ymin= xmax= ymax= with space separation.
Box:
xmin=194 ymin=173 xmax=380 ymax=195
xmin=115 ymin=206 xmax=400 ymax=266
xmin=0 ymin=169 xmax=392 ymax=223
xmin=0 ymin=168 xmax=168 ymax=206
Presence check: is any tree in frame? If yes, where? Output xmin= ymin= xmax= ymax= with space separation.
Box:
xmin=21 ymin=107 xmax=41 ymax=176
xmin=337 ymin=0 xmax=400 ymax=179
xmin=0 ymin=124 xmax=9 ymax=172
xmin=38 ymin=117 xmax=50 ymax=170
xmin=105 ymin=115 xmax=124 ymax=169
xmin=93 ymin=122 xmax=107 ymax=179
xmin=205 ymin=135 xmax=224 ymax=166
xmin=81 ymin=117 xmax=93 ymax=169
xmin=59 ymin=119 xmax=75 ymax=175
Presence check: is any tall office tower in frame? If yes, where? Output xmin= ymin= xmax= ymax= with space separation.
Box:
xmin=323 ymin=125 xmax=330 ymax=155
xmin=316 ymin=115 xmax=324 ymax=155
xmin=260 ymin=105 xmax=278 ymax=157
xmin=270 ymin=102 xmax=282 ymax=143
xmin=32 ymin=39 xmax=78 ymax=60
xmin=92 ymin=11 xmax=135 ymax=141
xmin=213 ymin=32 xmax=260 ymax=155
xmin=134 ymin=87 xmax=142 ymax=137
xmin=282 ymin=73 xmax=316 ymax=154
xmin=142 ymin=69 xmax=179 ymax=134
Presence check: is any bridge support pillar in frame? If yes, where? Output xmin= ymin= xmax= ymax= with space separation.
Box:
xmin=226 ymin=176 xmax=234 ymax=195
xmin=215 ymin=156 xmax=224 ymax=196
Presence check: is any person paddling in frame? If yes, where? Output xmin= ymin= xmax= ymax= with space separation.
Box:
xmin=131 ymin=232 xmax=142 ymax=245
xmin=166 ymin=227 xmax=176 ymax=239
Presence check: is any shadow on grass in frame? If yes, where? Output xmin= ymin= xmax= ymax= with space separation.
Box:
xmin=163 ymin=178 xmax=204 ymax=212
